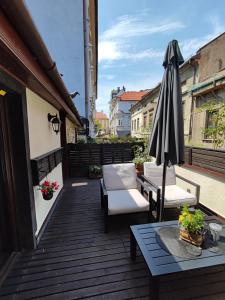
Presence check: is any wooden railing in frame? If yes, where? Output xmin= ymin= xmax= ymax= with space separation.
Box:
xmin=185 ymin=147 xmax=225 ymax=176
xmin=31 ymin=148 xmax=63 ymax=185
xmin=67 ymin=143 xmax=142 ymax=178
xmin=67 ymin=143 xmax=225 ymax=178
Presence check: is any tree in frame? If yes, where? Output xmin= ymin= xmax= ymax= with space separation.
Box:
xmin=198 ymin=100 xmax=225 ymax=149
xmin=95 ymin=120 xmax=102 ymax=133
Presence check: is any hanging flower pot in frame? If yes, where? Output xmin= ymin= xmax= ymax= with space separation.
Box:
xmin=39 ymin=180 xmax=59 ymax=201
xmin=42 ymin=192 xmax=53 ymax=201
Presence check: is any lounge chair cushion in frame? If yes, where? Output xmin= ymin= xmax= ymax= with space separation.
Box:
xmin=107 ymin=189 xmax=149 ymax=215
xmin=144 ymin=162 xmax=176 ymax=186
xmin=103 ymin=163 xmax=137 ymax=191
xmin=152 ymin=185 xmax=197 ymax=208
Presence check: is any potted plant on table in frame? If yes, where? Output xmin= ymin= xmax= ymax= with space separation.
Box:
xmin=39 ymin=180 xmax=59 ymax=200
xmin=179 ymin=205 xmax=205 ymax=246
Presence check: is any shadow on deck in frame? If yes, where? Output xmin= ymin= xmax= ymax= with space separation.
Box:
xmin=0 ymin=179 xmax=223 ymax=300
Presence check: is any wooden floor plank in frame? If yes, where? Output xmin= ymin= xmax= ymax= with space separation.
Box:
xmin=0 ymin=178 xmax=222 ymax=300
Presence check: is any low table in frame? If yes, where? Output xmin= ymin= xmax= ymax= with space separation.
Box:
xmin=130 ymin=217 xmax=225 ymax=300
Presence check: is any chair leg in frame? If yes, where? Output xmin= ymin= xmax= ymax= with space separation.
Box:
xmin=148 ymin=191 xmax=153 ymax=222
xmin=104 ymin=213 xmax=108 ymax=233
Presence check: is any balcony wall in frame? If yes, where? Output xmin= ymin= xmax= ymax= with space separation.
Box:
xmin=26 ymin=88 xmax=63 ymax=235
xmin=176 ymin=166 xmax=225 ymax=218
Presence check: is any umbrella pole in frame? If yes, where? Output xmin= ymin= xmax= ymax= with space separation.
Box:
xmin=159 ymin=161 xmax=167 ymax=222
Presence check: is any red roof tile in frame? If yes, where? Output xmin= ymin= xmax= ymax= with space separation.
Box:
xmin=96 ymin=111 xmax=108 ymax=120
xmin=118 ymin=90 xmax=150 ymax=101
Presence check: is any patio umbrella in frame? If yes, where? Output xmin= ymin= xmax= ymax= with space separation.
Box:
xmin=148 ymin=39 xmax=184 ymax=221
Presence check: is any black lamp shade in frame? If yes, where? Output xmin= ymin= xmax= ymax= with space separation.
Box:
xmin=48 ymin=113 xmax=60 ymax=134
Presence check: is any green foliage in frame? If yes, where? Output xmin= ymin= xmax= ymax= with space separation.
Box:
xmin=132 ymin=142 xmax=151 ymax=166
xmin=76 ymin=138 xmax=86 ymax=144
xmin=197 ymin=100 xmax=225 ymax=149
xmin=95 ymin=135 xmax=140 ymax=144
xmin=95 ymin=120 xmax=102 ymax=133
xmin=179 ymin=205 xmax=204 ymax=235
xmin=89 ymin=165 xmax=102 ymax=175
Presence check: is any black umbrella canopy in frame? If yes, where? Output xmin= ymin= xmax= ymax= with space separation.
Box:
xmin=149 ymin=40 xmax=184 ymax=166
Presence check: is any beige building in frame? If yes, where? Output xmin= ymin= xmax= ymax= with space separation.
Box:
xmin=95 ymin=111 xmax=109 ymax=134
xmin=190 ymin=33 xmax=225 ymax=149
xmin=130 ymin=32 xmax=225 ymax=149
xmin=130 ymin=84 xmax=160 ymax=138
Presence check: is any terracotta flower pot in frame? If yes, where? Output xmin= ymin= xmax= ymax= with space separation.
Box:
xmin=136 ymin=164 xmax=144 ymax=176
xmin=42 ymin=192 xmax=53 ymax=200
xmin=179 ymin=228 xmax=203 ymax=247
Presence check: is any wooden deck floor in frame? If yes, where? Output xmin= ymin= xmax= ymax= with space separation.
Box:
xmin=0 ymin=179 xmax=224 ymax=300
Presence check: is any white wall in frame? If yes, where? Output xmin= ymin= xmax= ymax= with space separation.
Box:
xmin=26 ymin=88 xmax=63 ymax=235
xmin=26 ymin=89 xmax=61 ymax=159
xmin=176 ymin=166 xmax=225 ymax=218
xmin=33 ymin=163 xmax=63 ymax=234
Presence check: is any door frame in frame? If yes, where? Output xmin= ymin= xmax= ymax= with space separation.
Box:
xmin=0 ymin=68 xmax=37 ymax=251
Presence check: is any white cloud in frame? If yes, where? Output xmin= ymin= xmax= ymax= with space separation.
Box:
xmin=101 ymin=15 xmax=185 ymax=41
xmin=100 ymin=74 xmax=116 ymax=80
xmin=99 ymin=14 xmax=185 ymax=63
xmin=99 ymin=41 xmax=163 ymax=62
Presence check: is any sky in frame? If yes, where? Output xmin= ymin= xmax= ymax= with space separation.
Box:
xmin=25 ymin=0 xmax=225 ymax=117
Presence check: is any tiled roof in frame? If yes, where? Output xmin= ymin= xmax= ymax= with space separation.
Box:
xmin=96 ymin=111 xmax=109 ymax=120
xmin=118 ymin=90 xmax=150 ymax=101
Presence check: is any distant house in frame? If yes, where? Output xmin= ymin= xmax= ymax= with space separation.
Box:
xmin=130 ymin=85 xmax=160 ymax=138
xmin=110 ymin=90 xmax=151 ymax=137
xmin=0 ymin=0 xmax=96 ymax=280
xmin=95 ymin=111 xmax=109 ymax=134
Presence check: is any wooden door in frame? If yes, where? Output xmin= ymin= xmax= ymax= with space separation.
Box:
xmin=0 ymin=91 xmax=14 ymax=270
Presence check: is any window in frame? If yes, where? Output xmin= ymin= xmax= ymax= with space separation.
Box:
xmin=149 ymin=112 xmax=153 ymax=126
xmin=134 ymin=119 xmax=136 ymax=131
xmin=143 ymin=115 xmax=147 ymax=128
xmin=205 ymin=110 xmax=218 ymax=131
xmin=137 ymin=118 xmax=140 ymax=130
xmin=203 ymin=110 xmax=218 ymax=140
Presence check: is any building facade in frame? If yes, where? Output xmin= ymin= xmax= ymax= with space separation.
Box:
xmin=130 ymin=85 xmax=160 ymax=138
xmin=130 ymin=32 xmax=225 ymax=149
xmin=25 ymin=0 xmax=98 ymax=138
xmin=95 ymin=111 xmax=109 ymax=134
xmin=0 ymin=0 xmax=86 ymax=281
xmin=109 ymin=90 xmax=150 ymax=137
xmin=83 ymin=0 xmax=98 ymax=137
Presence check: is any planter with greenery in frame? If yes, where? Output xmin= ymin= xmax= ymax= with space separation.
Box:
xmin=89 ymin=165 xmax=102 ymax=179
xmin=178 ymin=205 xmax=205 ymax=246
xmin=132 ymin=143 xmax=151 ymax=175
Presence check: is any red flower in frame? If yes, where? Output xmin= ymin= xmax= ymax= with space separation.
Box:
xmin=43 ymin=181 xmax=50 ymax=187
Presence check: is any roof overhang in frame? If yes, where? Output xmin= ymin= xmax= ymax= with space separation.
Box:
xmin=0 ymin=0 xmax=82 ymax=126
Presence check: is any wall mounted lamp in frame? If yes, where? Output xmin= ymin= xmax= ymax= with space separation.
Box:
xmin=47 ymin=113 xmax=60 ymax=134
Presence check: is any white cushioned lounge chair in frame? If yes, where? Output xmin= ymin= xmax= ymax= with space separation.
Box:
xmin=143 ymin=162 xmax=200 ymax=221
xmin=100 ymin=163 xmax=151 ymax=232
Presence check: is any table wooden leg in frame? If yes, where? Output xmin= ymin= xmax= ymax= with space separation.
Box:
xmin=130 ymin=229 xmax=136 ymax=261
xmin=150 ymin=276 xmax=159 ymax=300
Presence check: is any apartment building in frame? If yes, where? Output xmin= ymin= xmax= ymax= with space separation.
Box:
xmin=110 ymin=90 xmax=150 ymax=137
